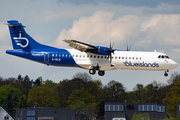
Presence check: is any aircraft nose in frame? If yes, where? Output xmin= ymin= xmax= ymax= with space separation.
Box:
xmin=170 ymin=60 xmax=178 ymax=68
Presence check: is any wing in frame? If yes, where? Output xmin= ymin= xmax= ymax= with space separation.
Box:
xmin=63 ymin=39 xmax=97 ymax=52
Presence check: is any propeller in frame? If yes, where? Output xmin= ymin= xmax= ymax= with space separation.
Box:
xmin=107 ymin=41 xmax=114 ymax=64
xmin=126 ymin=42 xmax=132 ymax=51
xmin=98 ymin=46 xmax=101 ymax=53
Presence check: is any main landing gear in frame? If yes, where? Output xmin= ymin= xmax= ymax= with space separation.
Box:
xmin=89 ymin=66 xmax=105 ymax=76
xmin=164 ymin=70 xmax=169 ymax=77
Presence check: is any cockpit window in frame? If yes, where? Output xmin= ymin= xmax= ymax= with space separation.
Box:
xmin=165 ymin=56 xmax=170 ymax=59
xmin=158 ymin=55 xmax=170 ymax=59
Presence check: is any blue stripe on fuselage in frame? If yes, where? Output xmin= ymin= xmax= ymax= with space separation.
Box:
xmin=6 ymin=48 xmax=77 ymax=67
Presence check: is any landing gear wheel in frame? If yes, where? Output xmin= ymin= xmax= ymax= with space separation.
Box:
xmin=164 ymin=72 xmax=168 ymax=77
xmin=89 ymin=69 xmax=96 ymax=75
xmin=98 ymin=70 xmax=105 ymax=76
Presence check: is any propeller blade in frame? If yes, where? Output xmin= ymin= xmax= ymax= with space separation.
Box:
xmin=107 ymin=40 xmax=115 ymax=64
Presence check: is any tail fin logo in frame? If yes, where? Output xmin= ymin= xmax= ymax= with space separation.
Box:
xmin=14 ymin=33 xmax=29 ymax=48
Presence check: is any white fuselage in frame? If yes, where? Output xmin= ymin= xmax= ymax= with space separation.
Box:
xmin=67 ymin=49 xmax=177 ymax=71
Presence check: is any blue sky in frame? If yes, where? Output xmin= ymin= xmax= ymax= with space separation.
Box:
xmin=0 ymin=0 xmax=180 ymax=90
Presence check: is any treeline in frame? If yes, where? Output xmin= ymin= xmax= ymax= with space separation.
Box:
xmin=0 ymin=72 xmax=180 ymax=119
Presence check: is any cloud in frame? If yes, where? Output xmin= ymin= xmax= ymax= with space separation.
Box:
xmin=57 ymin=0 xmax=180 ymax=7
xmin=142 ymin=3 xmax=180 ymax=14
xmin=56 ymin=11 xmax=180 ymax=51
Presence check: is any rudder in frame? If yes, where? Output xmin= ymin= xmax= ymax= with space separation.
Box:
xmin=7 ymin=20 xmax=44 ymax=50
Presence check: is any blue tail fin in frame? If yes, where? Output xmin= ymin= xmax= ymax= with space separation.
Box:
xmin=7 ymin=20 xmax=46 ymax=50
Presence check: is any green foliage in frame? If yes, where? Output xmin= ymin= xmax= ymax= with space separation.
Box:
xmin=17 ymin=94 xmax=29 ymax=108
xmin=68 ymin=88 xmax=95 ymax=105
xmin=0 ymin=84 xmax=21 ymax=106
xmin=34 ymin=76 xmax=43 ymax=86
xmin=163 ymin=79 xmax=180 ymax=117
xmin=27 ymin=84 xmax=60 ymax=107
xmin=57 ymin=80 xmax=77 ymax=108
xmin=96 ymin=101 xmax=105 ymax=119
xmin=163 ymin=116 xmax=180 ymax=120
xmin=129 ymin=82 xmax=159 ymax=103
xmin=131 ymin=112 xmax=154 ymax=120
xmin=67 ymin=88 xmax=96 ymax=107
xmin=5 ymin=89 xmax=21 ymax=113
xmin=103 ymin=80 xmax=126 ymax=102
xmin=85 ymin=103 xmax=97 ymax=119
xmin=1 ymin=72 xmax=180 ymax=119
xmin=69 ymin=101 xmax=86 ymax=110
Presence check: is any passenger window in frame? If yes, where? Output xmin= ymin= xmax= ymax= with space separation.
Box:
xmin=105 ymin=56 xmax=106 ymax=59
xmin=76 ymin=55 xmax=78 ymax=57
xmin=136 ymin=57 xmax=138 ymax=60
xmin=97 ymin=56 xmax=100 ymax=58
xmin=62 ymin=54 xmax=64 ymax=57
xmin=122 ymin=57 xmax=124 ymax=59
xmin=162 ymin=56 xmax=164 ymax=58
xmin=56 ymin=54 xmax=58 ymax=57
xmin=115 ymin=57 xmax=117 ymax=59
xmin=52 ymin=54 xmax=54 ymax=57
xmin=72 ymin=55 xmax=74 ymax=57
xmin=94 ymin=55 xmax=96 ymax=58
xmin=140 ymin=57 xmax=142 ymax=60
xmin=129 ymin=57 xmax=131 ymax=59
xmin=87 ymin=55 xmax=89 ymax=57
xmin=66 ymin=54 xmax=67 ymax=57
xmin=119 ymin=57 xmax=121 ymax=59
xmin=125 ymin=57 xmax=127 ymax=59
xmin=132 ymin=57 xmax=134 ymax=59
xmin=90 ymin=55 xmax=92 ymax=58
xmin=69 ymin=55 xmax=71 ymax=57
xmin=79 ymin=55 xmax=81 ymax=57
xmin=83 ymin=55 xmax=85 ymax=58
xmin=158 ymin=55 xmax=161 ymax=58
xmin=101 ymin=56 xmax=103 ymax=58
xmin=59 ymin=54 xmax=61 ymax=57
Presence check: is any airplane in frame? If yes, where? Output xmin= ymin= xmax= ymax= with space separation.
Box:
xmin=5 ymin=20 xmax=178 ymax=77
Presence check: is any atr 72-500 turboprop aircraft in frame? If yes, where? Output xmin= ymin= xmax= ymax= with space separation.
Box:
xmin=5 ymin=20 xmax=178 ymax=76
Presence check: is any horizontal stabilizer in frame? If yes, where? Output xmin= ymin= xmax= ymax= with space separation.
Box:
xmin=4 ymin=20 xmax=26 ymax=28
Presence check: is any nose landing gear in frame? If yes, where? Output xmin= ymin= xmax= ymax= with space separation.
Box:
xmin=164 ymin=70 xmax=169 ymax=77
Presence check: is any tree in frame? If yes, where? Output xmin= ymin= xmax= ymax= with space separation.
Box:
xmin=85 ymin=104 xmax=97 ymax=120
xmin=96 ymin=101 xmax=105 ymax=119
xmin=27 ymin=85 xmax=60 ymax=107
xmin=69 ymin=101 xmax=86 ymax=110
xmin=57 ymin=75 xmax=103 ymax=108
xmin=67 ymin=88 xmax=96 ymax=107
xmin=17 ymin=74 xmax=23 ymax=82
xmin=103 ymin=80 xmax=126 ymax=102
xmin=34 ymin=76 xmax=43 ymax=86
xmin=17 ymin=94 xmax=29 ymax=108
xmin=21 ymin=75 xmax=32 ymax=96
xmin=131 ymin=113 xmax=154 ymax=120
xmin=167 ymin=72 xmax=180 ymax=85
xmin=163 ymin=79 xmax=180 ymax=117
xmin=5 ymin=89 xmax=21 ymax=113
xmin=72 ymin=72 xmax=92 ymax=82
xmin=130 ymin=84 xmax=144 ymax=102
xmin=143 ymin=83 xmax=158 ymax=102
xmin=57 ymin=79 xmax=77 ymax=108
xmin=0 ymin=84 xmax=21 ymax=106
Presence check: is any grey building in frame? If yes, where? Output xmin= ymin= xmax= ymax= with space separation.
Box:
xmin=16 ymin=107 xmax=86 ymax=120
xmin=0 ymin=107 xmax=14 ymax=120
xmin=177 ymin=103 xmax=180 ymax=116
xmin=105 ymin=102 xmax=167 ymax=120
